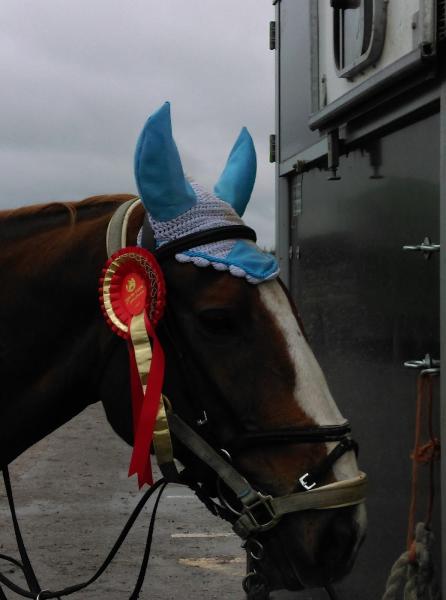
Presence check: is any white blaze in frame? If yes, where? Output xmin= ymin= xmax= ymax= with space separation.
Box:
xmin=258 ymin=280 xmax=359 ymax=481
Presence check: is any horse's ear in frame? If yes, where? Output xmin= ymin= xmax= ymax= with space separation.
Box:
xmin=214 ymin=127 xmax=257 ymax=217
xmin=134 ymin=102 xmax=197 ymax=221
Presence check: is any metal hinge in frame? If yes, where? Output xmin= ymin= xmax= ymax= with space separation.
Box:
xmin=269 ymin=21 xmax=276 ymax=50
xmin=438 ymin=0 xmax=446 ymax=42
xmin=269 ymin=134 xmax=276 ymax=163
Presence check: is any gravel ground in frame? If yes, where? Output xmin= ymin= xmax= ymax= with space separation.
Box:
xmin=0 ymin=404 xmax=307 ymax=599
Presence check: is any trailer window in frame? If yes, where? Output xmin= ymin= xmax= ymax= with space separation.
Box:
xmin=332 ymin=0 xmax=386 ymax=78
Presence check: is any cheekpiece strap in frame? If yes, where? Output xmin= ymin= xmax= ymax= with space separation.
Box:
xmin=295 ymin=438 xmax=358 ymax=493
xmin=106 ymin=198 xmax=141 ymax=258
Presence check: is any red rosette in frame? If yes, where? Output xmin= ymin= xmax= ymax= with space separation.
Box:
xmin=99 ymin=247 xmax=167 ymax=487
xmin=99 ymin=247 xmax=165 ymax=338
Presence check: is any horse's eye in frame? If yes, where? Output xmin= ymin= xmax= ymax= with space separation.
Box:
xmin=198 ymin=309 xmax=237 ymax=336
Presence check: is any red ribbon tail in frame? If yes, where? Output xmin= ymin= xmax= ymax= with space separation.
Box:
xmin=128 ymin=317 xmax=165 ymax=488
xmin=127 ymin=337 xmax=153 ymax=486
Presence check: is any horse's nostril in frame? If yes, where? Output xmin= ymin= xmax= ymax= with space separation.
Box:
xmin=262 ymin=509 xmax=362 ymax=590
xmin=317 ymin=511 xmax=358 ymax=573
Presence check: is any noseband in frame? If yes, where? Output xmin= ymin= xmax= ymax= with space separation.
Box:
xmin=163 ymin=410 xmax=366 ymax=540
xmin=107 ymin=198 xmax=367 ymax=540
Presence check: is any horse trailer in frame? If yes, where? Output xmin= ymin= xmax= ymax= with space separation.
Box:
xmin=273 ymin=1 xmax=445 ymax=598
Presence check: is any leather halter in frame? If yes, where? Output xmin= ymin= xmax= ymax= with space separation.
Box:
xmin=106 ymin=199 xmax=367 ymax=540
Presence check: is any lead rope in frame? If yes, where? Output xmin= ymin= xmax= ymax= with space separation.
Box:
xmin=0 ymin=469 xmax=167 ymax=599
xmin=382 ymin=372 xmax=441 ymax=600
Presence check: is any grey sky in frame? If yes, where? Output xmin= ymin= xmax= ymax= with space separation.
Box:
xmin=1 ymin=0 xmax=275 ymax=246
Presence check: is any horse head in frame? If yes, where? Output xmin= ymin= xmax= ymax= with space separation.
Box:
xmin=104 ymin=103 xmax=367 ymax=592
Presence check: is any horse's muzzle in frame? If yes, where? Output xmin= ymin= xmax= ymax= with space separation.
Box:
xmin=249 ymin=504 xmax=366 ymax=591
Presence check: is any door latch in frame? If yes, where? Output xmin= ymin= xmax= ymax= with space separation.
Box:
xmin=403 ymin=237 xmax=440 ymax=259
xmin=404 ymin=353 xmax=440 ymax=375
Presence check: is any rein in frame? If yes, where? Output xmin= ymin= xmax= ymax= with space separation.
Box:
xmin=0 ymin=200 xmax=367 ymax=599
xmin=0 ymin=469 xmax=167 ymax=599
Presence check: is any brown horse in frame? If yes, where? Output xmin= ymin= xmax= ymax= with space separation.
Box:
xmin=0 ymin=194 xmax=366 ymax=595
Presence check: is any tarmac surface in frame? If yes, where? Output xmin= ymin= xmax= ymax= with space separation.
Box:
xmin=0 ymin=404 xmax=317 ymax=599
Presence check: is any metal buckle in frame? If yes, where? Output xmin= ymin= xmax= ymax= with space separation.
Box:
xmin=243 ymin=493 xmax=278 ymax=530
xmin=196 ymin=410 xmax=208 ymax=426
xmin=298 ymin=472 xmax=317 ymax=490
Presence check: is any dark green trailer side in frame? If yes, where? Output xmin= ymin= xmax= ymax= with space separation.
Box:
xmin=273 ymin=1 xmax=445 ymax=598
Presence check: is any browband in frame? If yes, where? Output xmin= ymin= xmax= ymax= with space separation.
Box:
xmin=153 ymin=225 xmax=257 ymax=261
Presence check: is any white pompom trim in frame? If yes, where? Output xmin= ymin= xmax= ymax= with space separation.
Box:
xmin=173 ymin=252 xmax=279 ymax=284
xmin=229 ymin=265 xmax=246 ymax=278
xmin=211 ymin=262 xmax=228 ymax=271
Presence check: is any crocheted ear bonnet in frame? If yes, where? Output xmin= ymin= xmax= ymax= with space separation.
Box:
xmin=134 ymin=102 xmax=279 ymax=284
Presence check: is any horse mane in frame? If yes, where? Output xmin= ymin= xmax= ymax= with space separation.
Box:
xmin=0 ymin=194 xmax=140 ymax=244
xmin=0 ymin=194 xmax=135 ymax=225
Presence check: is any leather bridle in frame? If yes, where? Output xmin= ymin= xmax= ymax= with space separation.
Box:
xmin=135 ymin=200 xmax=367 ymax=595
xmin=118 ymin=199 xmax=368 ymax=534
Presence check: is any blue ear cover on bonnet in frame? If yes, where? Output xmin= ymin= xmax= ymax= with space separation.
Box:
xmin=214 ymin=127 xmax=256 ymax=217
xmin=134 ymin=102 xmax=197 ymax=221
xmin=134 ymin=103 xmax=280 ymax=284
